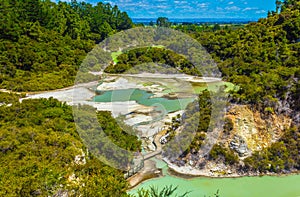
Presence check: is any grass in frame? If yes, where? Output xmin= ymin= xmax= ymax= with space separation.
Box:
xmin=192 ymin=81 xmax=239 ymax=93
xmin=143 ymin=82 xmax=156 ymax=86
xmin=111 ymin=51 xmax=123 ymax=64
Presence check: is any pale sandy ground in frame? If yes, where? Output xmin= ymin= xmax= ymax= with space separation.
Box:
xmin=87 ymin=101 xmax=152 ymax=117
xmin=21 ymin=82 xmax=153 ymax=117
xmin=164 ymin=158 xmax=242 ymax=178
xmin=22 ymin=87 xmax=94 ymax=104
xmin=21 ymin=81 xmax=98 ymax=103
xmin=97 ymin=77 xmax=144 ymax=91
xmin=127 ymin=131 xmax=165 ymax=188
xmin=110 ymin=72 xmax=221 ymax=82
xmin=127 ymin=159 xmax=162 ymax=188
xmin=164 ymin=158 xmax=215 ymax=177
xmin=124 ymin=114 xmax=154 ymax=126
xmin=130 ymin=110 xmax=184 ymax=137
xmin=164 ymin=158 xmax=278 ymax=178
xmin=97 ymin=77 xmax=167 ymax=98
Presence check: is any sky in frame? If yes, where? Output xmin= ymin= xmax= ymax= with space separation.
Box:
xmin=60 ymin=0 xmax=276 ymax=19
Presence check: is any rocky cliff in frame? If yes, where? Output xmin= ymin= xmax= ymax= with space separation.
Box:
xmin=221 ymin=105 xmax=292 ymax=157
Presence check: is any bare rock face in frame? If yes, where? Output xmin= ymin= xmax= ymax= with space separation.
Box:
xmin=222 ymin=105 xmax=292 ymax=158
xmin=142 ymin=137 xmax=156 ymax=152
xmin=229 ymin=136 xmax=249 ymax=157
xmin=164 ymin=104 xmax=294 ymax=177
xmin=53 ymin=189 xmax=69 ymax=197
xmin=74 ymin=149 xmax=86 ymax=165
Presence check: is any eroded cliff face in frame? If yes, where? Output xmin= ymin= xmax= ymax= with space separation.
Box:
xmin=168 ymin=104 xmax=294 ymax=177
xmin=220 ymin=105 xmax=292 ymax=158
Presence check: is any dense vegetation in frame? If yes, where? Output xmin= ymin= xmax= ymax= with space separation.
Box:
xmin=193 ymin=0 xmax=300 ymax=173
xmin=0 ymin=92 xmax=25 ymax=104
xmin=209 ymin=144 xmax=239 ymax=165
xmin=244 ymin=126 xmax=300 ymax=172
xmin=97 ymin=111 xmax=141 ymax=152
xmin=183 ymin=90 xmax=212 ymax=154
xmin=104 ymin=47 xmax=200 ymax=75
xmin=160 ymin=0 xmax=300 ymax=173
xmin=162 ymin=89 xmax=239 ymax=167
xmin=0 ymin=0 xmax=132 ymax=91
xmin=195 ymin=1 xmax=300 ymax=111
xmin=0 ymin=98 xmax=141 ymax=196
xmin=174 ymin=23 xmax=245 ymax=34
xmin=180 ymin=0 xmax=300 ymax=173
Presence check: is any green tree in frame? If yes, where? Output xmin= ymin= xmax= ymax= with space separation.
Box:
xmin=156 ymin=17 xmax=171 ymax=27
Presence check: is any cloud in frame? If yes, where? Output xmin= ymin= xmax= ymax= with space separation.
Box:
xmin=242 ymin=7 xmax=257 ymax=11
xmin=228 ymin=1 xmax=234 ymax=5
xmin=156 ymin=5 xmax=168 ymax=8
xmin=119 ymin=0 xmax=132 ymax=2
xmin=174 ymin=0 xmax=188 ymax=5
xmin=197 ymin=3 xmax=208 ymax=8
xmin=225 ymin=6 xmax=241 ymax=11
xmin=256 ymin=10 xmax=266 ymax=14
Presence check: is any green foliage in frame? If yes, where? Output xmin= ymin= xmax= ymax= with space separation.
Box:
xmin=223 ymin=117 xmax=234 ymax=135
xmin=156 ymin=17 xmax=171 ymax=27
xmin=0 ymin=98 xmax=136 ymax=196
xmin=97 ymin=111 xmax=142 ymax=152
xmin=185 ymin=90 xmax=212 ymax=153
xmin=0 ymin=92 xmax=25 ymax=104
xmin=163 ymin=90 xmax=215 ymax=158
xmin=134 ymin=185 xmax=190 ymax=197
xmin=174 ymin=23 xmax=245 ymax=34
xmin=182 ymin=0 xmax=300 ymax=172
xmin=209 ymin=144 xmax=239 ymax=165
xmin=0 ymin=0 xmax=133 ymax=92
xmin=193 ymin=3 xmax=300 ymax=111
xmin=105 ymin=47 xmax=200 ymax=76
xmin=244 ymin=126 xmax=300 ymax=172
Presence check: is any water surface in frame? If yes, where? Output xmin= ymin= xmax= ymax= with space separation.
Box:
xmin=93 ymin=88 xmax=194 ymax=113
xmin=128 ymin=160 xmax=300 ymax=197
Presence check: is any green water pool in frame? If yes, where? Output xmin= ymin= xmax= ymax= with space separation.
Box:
xmin=93 ymin=88 xmax=195 ymax=113
xmin=128 ymin=159 xmax=300 ymax=197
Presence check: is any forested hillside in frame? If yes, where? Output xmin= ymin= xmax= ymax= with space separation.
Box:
xmin=188 ymin=0 xmax=300 ymax=173
xmin=0 ymin=0 xmax=132 ymax=91
xmin=105 ymin=47 xmax=199 ymax=75
xmin=0 ymin=1 xmax=139 ymax=195
xmin=195 ymin=0 xmax=300 ymax=116
xmin=0 ymin=96 xmax=141 ymax=196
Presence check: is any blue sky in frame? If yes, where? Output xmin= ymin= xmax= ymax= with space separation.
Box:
xmin=60 ymin=0 xmax=276 ymax=19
